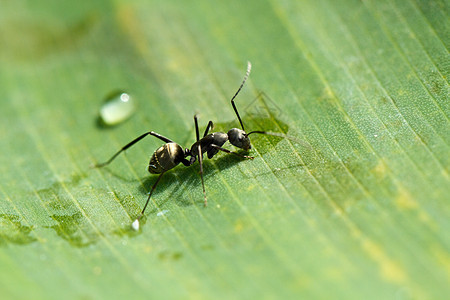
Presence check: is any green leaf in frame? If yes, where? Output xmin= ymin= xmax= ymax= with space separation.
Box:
xmin=0 ymin=0 xmax=448 ymax=299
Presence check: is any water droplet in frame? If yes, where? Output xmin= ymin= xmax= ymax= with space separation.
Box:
xmin=131 ymin=219 xmax=140 ymax=231
xmin=100 ymin=92 xmax=135 ymax=125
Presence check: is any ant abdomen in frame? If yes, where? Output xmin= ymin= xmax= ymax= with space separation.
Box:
xmin=148 ymin=143 xmax=185 ymax=174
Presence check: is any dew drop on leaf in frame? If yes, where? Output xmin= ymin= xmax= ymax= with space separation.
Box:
xmin=100 ymin=92 xmax=135 ymax=125
xmin=131 ymin=219 xmax=140 ymax=231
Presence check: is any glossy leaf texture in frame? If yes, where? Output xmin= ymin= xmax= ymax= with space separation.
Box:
xmin=0 ymin=0 xmax=448 ymax=299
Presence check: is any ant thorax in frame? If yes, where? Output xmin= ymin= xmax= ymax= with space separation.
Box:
xmin=190 ymin=132 xmax=228 ymax=159
xmin=227 ymin=128 xmax=251 ymax=150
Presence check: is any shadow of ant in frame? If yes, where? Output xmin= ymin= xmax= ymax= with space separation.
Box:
xmin=112 ymin=152 xmax=251 ymax=236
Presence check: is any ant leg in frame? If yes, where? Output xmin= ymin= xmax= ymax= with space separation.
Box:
xmin=180 ymin=158 xmax=192 ymax=167
xmin=210 ymin=144 xmax=254 ymax=159
xmin=203 ymin=121 xmax=214 ymax=137
xmin=197 ymin=144 xmax=208 ymax=207
xmin=193 ymin=115 xmax=214 ymax=140
xmin=136 ymin=172 xmax=165 ymax=221
xmin=94 ymin=131 xmax=175 ymax=168
xmin=194 ymin=115 xmax=200 ymax=142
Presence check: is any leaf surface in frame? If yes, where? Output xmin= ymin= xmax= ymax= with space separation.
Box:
xmin=0 ymin=0 xmax=448 ymax=299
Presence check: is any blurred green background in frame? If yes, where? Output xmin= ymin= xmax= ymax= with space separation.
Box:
xmin=0 ymin=0 xmax=448 ymax=299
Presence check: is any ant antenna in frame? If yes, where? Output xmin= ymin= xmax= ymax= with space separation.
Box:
xmin=231 ymin=61 xmax=252 ymax=131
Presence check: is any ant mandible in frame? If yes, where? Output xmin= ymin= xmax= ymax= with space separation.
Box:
xmin=94 ymin=62 xmax=275 ymax=228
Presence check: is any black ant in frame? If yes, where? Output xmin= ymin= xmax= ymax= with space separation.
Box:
xmin=94 ymin=62 xmax=280 ymax=229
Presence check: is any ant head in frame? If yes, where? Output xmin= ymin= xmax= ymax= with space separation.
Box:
xmin=227 ymin=128 xmax=251 ymax=150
